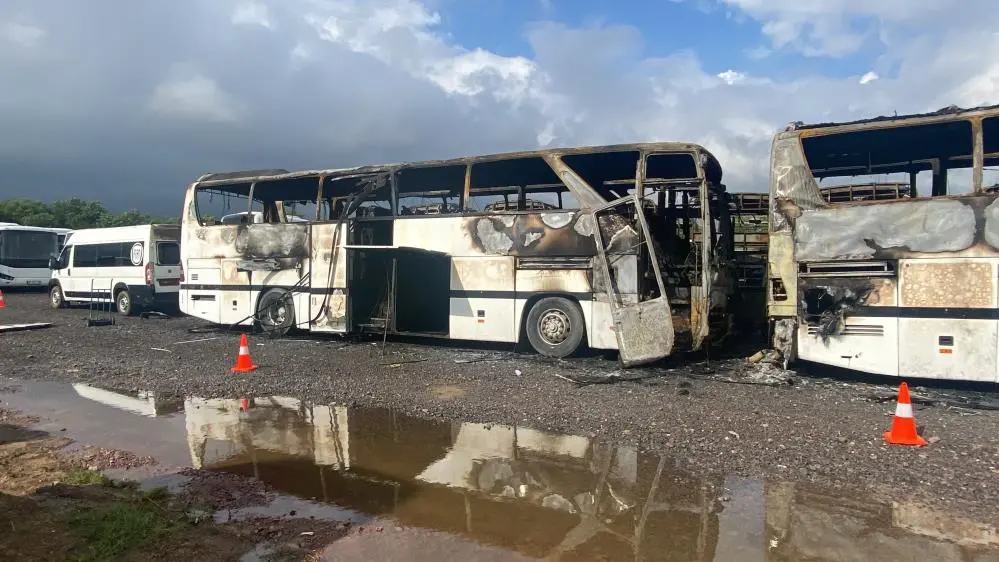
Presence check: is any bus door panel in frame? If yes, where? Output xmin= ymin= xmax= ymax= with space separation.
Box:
xmin=591 ymin=194 xmax=674 ymax=366
xmin=310 ymin=223 xmax=348 ymax=333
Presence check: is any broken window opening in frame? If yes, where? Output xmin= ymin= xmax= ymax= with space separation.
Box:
xmin=982 ymin=117 xmax=999 ymax=190
xmin=802 ymin=120 xmax=975 ymax=198
xmin=396 ymin=165 xmax=465 ymax=217
xmin=195 ymin=185 xmax=255 ymax=226
xmin=561 ymin=151 xmax=639 ymax=202
xmin=313 ymin=175 xmax=393 ymax=222
xmin=467 ymin=157 xmax=577 ymax=212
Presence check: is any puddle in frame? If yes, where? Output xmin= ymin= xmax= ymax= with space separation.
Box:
xmin=2 ymin=377 xmax=998 ymax=562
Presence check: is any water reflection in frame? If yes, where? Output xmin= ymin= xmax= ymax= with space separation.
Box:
xmin=2 ymin=379 xmax=997 ymax=562
xmin=185 ymin=397 xmax=721 ymax=561
xmin=182 ymin=397 xmax=998 ymax=562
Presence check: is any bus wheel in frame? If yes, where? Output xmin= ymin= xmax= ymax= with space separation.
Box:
xmin=257 ymin=289 xmax=295 ymax=337
xmin=525 ymin=297 xmax=585 ymax=358
xmin=49 ymin=284 xmax=65 ymax=309
xmin=115 ymin=289 xmax=135 ymax=316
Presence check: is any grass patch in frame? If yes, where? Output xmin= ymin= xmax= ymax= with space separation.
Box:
xmin=65 ymin=502 xmax=183 ymax=562
xmin=64 ymin=469 xmax=110 ymax=487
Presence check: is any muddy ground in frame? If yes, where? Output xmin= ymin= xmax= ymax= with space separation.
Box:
xmin=2 ymin=291 xmax=999 ymax=524
xmin=0 ymin=405 xmax=346 ymax=561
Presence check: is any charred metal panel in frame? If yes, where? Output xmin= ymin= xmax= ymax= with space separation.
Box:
xmin=451 ymin=257 xmax=515 ymax=292
xmin=236 ymin=224 xmax=310 ymax=259
xmin=592 ymin=196 xmax=674 ymax=366
xmin=515 ymin=268 xmax=591 ymax=294
xmin=309 ymin=223 xmax=348 ymax=333
xmin=767 ymin=232 xmax=797 ymax=317
xmin=799 ymin=277 xmax=896 ymax=338
xmin=899 ymin=261 xmax=994 ymax=308
xmin=461 ymin=213 xmax=597 ymax=258
xmin=795 ymin=199 xmax=977 ymax=261
xmin=770 ymin=136 xmax=827 ymax=233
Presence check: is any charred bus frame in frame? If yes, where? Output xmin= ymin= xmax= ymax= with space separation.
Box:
xmin=767 ymin=104 xmax=999 ymax=382
xmin=179 ymin=143 xmax=735 ymax=366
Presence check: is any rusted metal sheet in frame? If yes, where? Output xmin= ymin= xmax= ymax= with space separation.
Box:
xmin=899 ymin=261 xmax=994 ymax=308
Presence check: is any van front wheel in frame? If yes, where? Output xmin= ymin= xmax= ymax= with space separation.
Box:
xmin=115 ymin=289 xmax=135 ymax=316
xmin=49 ymin=284 xmax=65 ymax=309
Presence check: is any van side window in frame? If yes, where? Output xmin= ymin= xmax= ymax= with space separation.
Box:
xmin=73 ymin=245 xmax=97 ymax=267
xmin=72 ymin=242 xmax=144 ymax=267
xmin=58 ymin=246 xmax=71 ymax=269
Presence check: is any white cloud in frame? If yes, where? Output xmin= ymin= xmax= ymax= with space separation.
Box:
xmin=717 ymin=70 xmax=748 ymax=85
xmin=720 ymin=0 xmax=959 ymax=57
xmin=232 ymin=2 xmax=273 ymax=29
xmin=1 ymin=0 xmax=999 ymax=211
xmin=148 ymin=73 xmax=242 ymax=123
xmin=859 ymin=71 xmax=879 ymax=84
xmin=1 ymin=21 xmax=45 ymax=48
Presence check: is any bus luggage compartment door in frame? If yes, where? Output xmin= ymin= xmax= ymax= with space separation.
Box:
xmin=592 ymin=195 xmax=674 ymax=366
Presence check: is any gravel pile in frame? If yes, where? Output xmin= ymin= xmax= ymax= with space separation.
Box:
xmin=2 ymin=291 xmax=998 ymax=523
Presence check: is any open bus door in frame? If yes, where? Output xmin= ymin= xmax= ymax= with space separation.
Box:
xmin=592 ymin=194 xmax=674 ymax=367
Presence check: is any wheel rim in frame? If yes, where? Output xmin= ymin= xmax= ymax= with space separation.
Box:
xmin=51 ymin=288 xmax=61 ymax=306
xmin=118 ymin=294 xmax=128 ymax=311
xmin=537 ymin=309 xmax=571 ymax=346
xmin=264 ymin=297 xmax=289 ymax=327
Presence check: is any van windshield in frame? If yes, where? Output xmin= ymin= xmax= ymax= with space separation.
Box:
xmin=157 ymin=242 xmax=181 ymax=265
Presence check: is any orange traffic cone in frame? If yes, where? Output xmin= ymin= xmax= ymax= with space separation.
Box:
xmin=231 ymin=333 xmax=258 ymax=373
xmin=0 ymin=289 xmax=5 ymax=309
xmin=883 ymin=382 xmax=927 ymax=446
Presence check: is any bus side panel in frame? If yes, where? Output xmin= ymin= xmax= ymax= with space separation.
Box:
xmin=219 ymin=259 xmax=252 ymax=326
xmin=183 ymin=260 xmax=221 ymax=322
xmin=796 ymin=276 xmax=899 ymax=376
xmin=450 ymin=256 xmax=516 ymax=342
xmin=896 ymin=259 xmax=998 ymax=382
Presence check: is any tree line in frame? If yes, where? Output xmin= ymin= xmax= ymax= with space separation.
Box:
xmin=0 ymin=199 xmax=178 ymax=230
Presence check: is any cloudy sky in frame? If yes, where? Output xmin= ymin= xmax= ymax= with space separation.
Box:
xmin=1 ymin=0 xmax=997 ymax=212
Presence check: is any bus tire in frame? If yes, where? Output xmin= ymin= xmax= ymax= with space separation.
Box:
xmin=115 ymin=288 xmax=135 ymax=316
xmin=257 ymin=289 xmax=295 ymax=337
xmin=49 ymin=283 xmax=65 ymax=309
xmin=525 ymin=296 xmax=585 ymax=359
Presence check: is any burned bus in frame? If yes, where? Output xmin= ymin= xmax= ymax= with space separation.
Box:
xmin=767 ymin=104 xmax=999 ymax=382
xmin=179 ymin=143 xmax=736 ymax=366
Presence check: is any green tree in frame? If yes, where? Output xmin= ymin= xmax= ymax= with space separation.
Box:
xmin=0 ymin=198 xmax=179 ymax=229
xmin=49 ymin=199 xmax=110 ymax=230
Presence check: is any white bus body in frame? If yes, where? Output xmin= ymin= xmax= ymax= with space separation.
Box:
xmin=0 ymin=225 xmax=61 ymax=289
xmin=48 ymin=224 xmax=183 ymax=315
xmin=179 ymin=144 xmax=736 ymax=365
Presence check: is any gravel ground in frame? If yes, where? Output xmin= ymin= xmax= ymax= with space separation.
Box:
xmin=2 ymin=290 xmax=999 ymax=523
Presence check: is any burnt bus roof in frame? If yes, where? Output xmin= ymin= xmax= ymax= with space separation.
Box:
xmin=785 ymin=103 xmax=999 ymax=132
xmin=193 ymin=142 xmax=721 ymax=188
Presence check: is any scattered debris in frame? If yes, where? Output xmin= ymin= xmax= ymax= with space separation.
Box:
xmin=150 ymin=347 xmax=171 ymax=353
xmin=379 ymin=358 xmax=428 ymax=367
xmin=139 ymin=311 xmax=171 ymax=320
xmin=0 ymin=323 xmax=53 ymax=333
xmin=172 ymin=337 xmax=219 ymax=345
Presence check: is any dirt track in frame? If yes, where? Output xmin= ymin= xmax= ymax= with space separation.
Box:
xmin=2 ymin=290 xmax=999 ymax=524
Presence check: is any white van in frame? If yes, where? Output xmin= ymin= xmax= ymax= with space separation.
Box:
xmin=48 ymin=225 xmax=183 ymax=315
